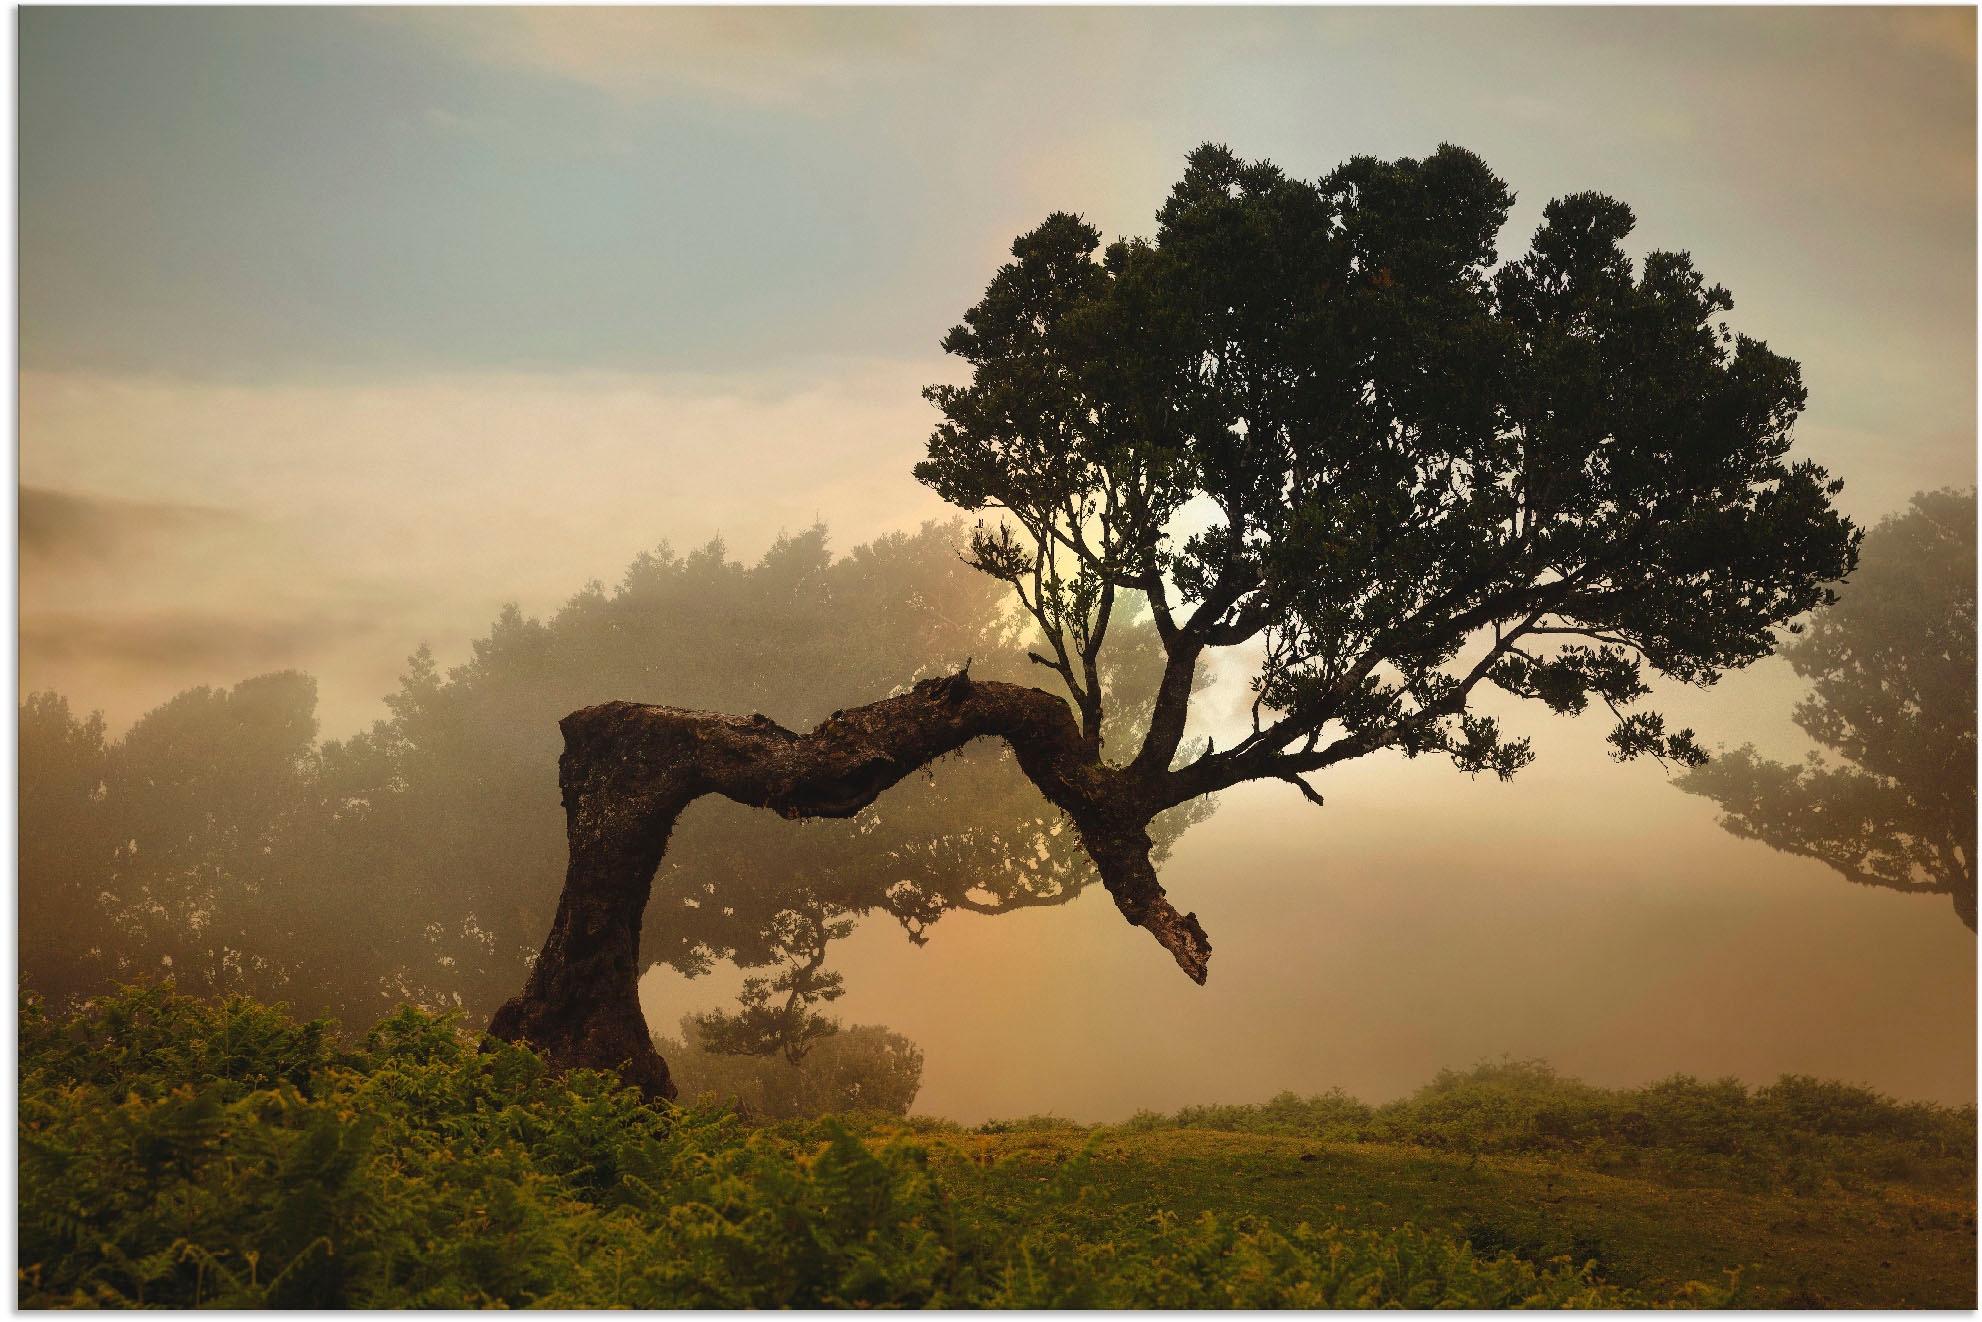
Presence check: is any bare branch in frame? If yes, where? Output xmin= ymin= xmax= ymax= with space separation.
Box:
xmin=1275 ymin=770 xmax=1326 ymax=809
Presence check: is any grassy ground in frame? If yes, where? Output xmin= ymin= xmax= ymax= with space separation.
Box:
xmin=922 ymin=1125 xmax=1975 ymax=1308
xmin=21 ymin=988 xmax=1976 ymax=1308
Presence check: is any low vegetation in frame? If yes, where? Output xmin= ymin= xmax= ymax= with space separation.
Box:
xmin=655 ymin=1016 xmax=926 ymax=1120
xmin=1119 ymin=1057 xmax=1975 ymax=1198
xmin=961 ymin=1061 xmax=1976 ymax=1309
xmin=18 ymin=987 xmax=1974 ymax=1307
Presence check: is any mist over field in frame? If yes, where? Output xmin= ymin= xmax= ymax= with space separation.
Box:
xmin=18 ymin=5 xmax=1976 ymax=1131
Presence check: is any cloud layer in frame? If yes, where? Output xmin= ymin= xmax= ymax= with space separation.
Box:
xmin=19 ymin=363 xmax=954 ymax=733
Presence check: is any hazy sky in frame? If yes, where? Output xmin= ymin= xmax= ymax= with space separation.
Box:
xmin=18 ymin=7 xmax=1976 ymax=1117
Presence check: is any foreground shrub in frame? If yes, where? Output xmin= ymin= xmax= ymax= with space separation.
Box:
xmin=987 ymin=1211 xmax=1739 ymax=1309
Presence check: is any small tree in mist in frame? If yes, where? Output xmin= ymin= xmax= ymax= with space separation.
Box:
xmin=490 ymin=142 xmax=1859 ymax=1099
xmin=1679 ymin=488 xmax=1976 ymax=928
xmin=656 ymin=1016 xmax=927 ymax=1119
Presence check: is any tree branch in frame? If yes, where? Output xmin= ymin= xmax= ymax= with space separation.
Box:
xmin=1275 ymin=770 xmax=1326 ymax=809
xmin=489 ymin=670 xmax=1212 ymax=1098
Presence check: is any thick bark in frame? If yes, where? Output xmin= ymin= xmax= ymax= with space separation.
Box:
xmin=488 ymin=669 xmax=1211 ymax=1099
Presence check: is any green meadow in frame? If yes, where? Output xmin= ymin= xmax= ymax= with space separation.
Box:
xmin=19 ymin=988 xmax=1974 ymax=1308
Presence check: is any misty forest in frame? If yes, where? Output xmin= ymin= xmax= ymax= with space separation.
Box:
xmin=18 ymin=11 xmax=1979 ymax=1310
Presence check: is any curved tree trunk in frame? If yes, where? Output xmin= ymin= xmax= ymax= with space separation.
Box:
xmin=488 ymin=669 xmax=1211 ymax=1100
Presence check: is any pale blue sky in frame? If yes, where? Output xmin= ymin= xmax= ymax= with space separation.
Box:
xmin=23 ymin=7 xmax=1977 ymax=410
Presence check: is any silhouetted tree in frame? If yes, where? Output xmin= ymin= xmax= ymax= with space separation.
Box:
xmin=1679 ymin=489 xmax=1976 ymax=928
xmin=492 ymin=143 xmax=1860 ymax=1099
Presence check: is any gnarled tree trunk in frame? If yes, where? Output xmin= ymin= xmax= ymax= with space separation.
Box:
xmin=488 ymin=669 xmax=1210 ymax=1100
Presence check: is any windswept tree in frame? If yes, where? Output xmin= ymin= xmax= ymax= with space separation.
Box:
xmin=19 ymin=520 xmax=1201 ymax=1044
xmin=300 ymin=520 xmax=1200 ymax=1041
xmin=491 ymin=143 xmax=1859 ymax=1100
xmin=1679 ymin=489 xmax=1976 ymax=928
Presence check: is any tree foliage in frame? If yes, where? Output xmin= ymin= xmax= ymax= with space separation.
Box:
xmin=918 ymin=143 xmax=1858 ymax=823
xmin=1678 ymin=488 xmax=1976 ymax=928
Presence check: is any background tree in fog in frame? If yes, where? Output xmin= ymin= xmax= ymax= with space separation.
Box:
xmin=1679 ymin=489 xmax=1976 ymax=929
xmin=19 ymin=675 xmax=321 ymax=1006
xmin=19 ymin=692 xmax=118 ymax=1006
xmin=313 ymin=519 xmax=1198 ymax=1049
xmin=18 ymin=519 xmax=1202 ymax=1054
xmin=491 ymin=142 xmax=1861 ymax=1097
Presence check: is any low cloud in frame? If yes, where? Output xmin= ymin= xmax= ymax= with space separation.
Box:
xmin=19 ymin=363 xmax=952 ymax=735
xmin=21 ymin=605 xmax=382 ymax=674
xmin=20 ymin=485 xmax=251 ymax=572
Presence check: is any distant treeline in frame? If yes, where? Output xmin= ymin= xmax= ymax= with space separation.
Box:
xmin=19 ymin=520 xmax=1201 ymax=1040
